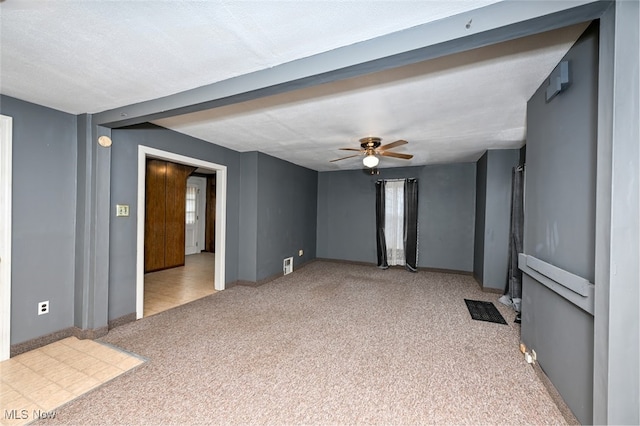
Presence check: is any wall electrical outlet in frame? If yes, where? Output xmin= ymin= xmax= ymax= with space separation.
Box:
xmin=38 ymin=301 xmax=49 ymax=315
xmin=298 ymin=249 xmax=303 ymax=257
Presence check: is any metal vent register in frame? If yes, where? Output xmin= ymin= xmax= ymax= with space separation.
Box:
xmin=283 ymin=257 xmax=293 ymax=275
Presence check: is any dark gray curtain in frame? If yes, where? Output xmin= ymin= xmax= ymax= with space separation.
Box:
xmin=375 ymin=181 xmax=388 ymax=269
xmin=404 ymin=178 xmax=419 ymax=272
xmin=504 ymin=166 xmax=524 ymax=310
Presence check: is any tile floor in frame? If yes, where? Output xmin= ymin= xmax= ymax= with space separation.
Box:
xmin=0 ymin=337 xmax=145 ymax=426
xmin=144 ymin=252 xmax=216 ymax=317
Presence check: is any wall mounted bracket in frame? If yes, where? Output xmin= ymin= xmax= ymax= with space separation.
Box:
xmin=545 ymin=60 xmax=570 ymax=102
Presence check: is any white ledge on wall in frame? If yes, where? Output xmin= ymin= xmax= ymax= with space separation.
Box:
xmin=518 ymin=253 xmax=595 ymax=315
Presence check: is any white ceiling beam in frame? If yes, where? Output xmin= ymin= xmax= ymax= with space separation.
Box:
xmin=95 ymin=0 xmax=609 ymax=128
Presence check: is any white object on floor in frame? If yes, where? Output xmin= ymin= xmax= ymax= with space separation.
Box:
xmin=512 ymin=297 xmax=522 ymax=312
xmin=498 ymin=294 xmax=513 ymax=307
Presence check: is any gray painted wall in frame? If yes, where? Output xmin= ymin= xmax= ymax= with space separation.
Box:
xmin=110 ymin=124 xmax=242 ymax=320
xmin=316 ymin=168 xmax=383 ymax=264
xmin=0 ymin=96 xmax=78 ymax=344
xmin=255 ymin=152 xmax=317 ymax=281
xmin=593 ymin=3 xmax=640 ymax=423
xmin=317 ymin=163 xmax=475 ymax=271
xmin=74 ymin=115 xmax=111 ymax=332
xmin=238 ymin=151 xmax=318 ymax=282
xmin=474 ymin=149 xmax=520 ymax=291
xmin=238 ymin=152 xmax=259 ymax=282
xmin=522 ymin=274 xmax=594 ymax=421
xmin=521 ymin=23 xmax=598 ymax=425
xmin=74 ymin=115 xmax=89 ymax=330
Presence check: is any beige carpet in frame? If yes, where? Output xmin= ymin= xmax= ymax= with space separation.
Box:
xmin=38 ymin=261 xmax=566 ymax=425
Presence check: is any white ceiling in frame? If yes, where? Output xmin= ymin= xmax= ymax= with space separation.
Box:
xmin=0 ymin=1 xmax=588 ymax=171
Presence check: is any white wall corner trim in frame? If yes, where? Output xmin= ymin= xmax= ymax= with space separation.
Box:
xmin=1 ymin=115 xmax=13 ymax=360
xmin=136 ymin=146 xmax=227 ymax=319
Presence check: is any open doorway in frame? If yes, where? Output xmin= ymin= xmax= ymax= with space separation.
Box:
xmin=143 ymin=172 xmax=216 ymax=317
xmin=143 ymin=252 xmax=216 ymax=317
xmin=136 ymin=146 xmax=227 ymax=319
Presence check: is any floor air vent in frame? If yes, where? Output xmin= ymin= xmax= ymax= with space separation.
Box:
xmin=283 ymin=257 xmax=293 ymax=275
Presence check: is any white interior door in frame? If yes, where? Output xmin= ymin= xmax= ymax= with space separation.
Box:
xmin=185 ymin=176 xmax=205 ymax=255
xmin=1 ymin=115 xmax=13 ymax=360
xmin=195 ymin=176 xmax=206 ymax=250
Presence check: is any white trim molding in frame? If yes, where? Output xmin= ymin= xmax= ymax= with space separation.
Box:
xmin=1 ymin=115 xmax=13 ymax=360
xmin=136 ymin=146 xmax=227 ymax=319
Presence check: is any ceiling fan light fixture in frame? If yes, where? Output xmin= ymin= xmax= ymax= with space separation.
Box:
xmin=363 ymin=154 xmax=379 ymax=168
xmin=331 ymin=137 xmax=410 ymax=167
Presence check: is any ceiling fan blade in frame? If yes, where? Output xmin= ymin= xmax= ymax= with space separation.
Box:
xmin=378 ymin=139 xmax=407 ymax=151
xmin=330 ymin=154 xmax=361 ymax=162
xmin=380 ymin=151 xmax=413 ymax=160
xmin=339 ymin=148 xmax=364 ymax=152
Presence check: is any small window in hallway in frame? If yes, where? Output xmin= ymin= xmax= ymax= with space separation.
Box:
xmin=186 ymin=186 xmax=197 ymax=225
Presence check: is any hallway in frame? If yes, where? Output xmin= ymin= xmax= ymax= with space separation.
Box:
xmin=143 ymin=252 xmax=216 ymax=317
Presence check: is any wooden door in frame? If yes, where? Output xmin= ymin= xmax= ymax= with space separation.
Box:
xmin=145 ymin=159 xmax=166 ymax=272
xmin=164 ymin=162 xmax=196 ymax=268
xmin=144 ymin=159 xmax=196 ymax=272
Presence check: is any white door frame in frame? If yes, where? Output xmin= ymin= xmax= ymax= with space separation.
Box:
xmin=137 ymin=146 xmax=227 ymax=319
xmin=1 ymin=115 xmax=13 ymax=360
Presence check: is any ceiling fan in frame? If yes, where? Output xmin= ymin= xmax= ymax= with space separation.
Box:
xmin=330 ymin=137 xmax=413 ymax=168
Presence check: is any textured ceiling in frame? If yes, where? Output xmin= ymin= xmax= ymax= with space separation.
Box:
xmin=154 ymin=24 xmax=587 ymax=171
xmin=0 ymin=1 xmax=588 ymax=171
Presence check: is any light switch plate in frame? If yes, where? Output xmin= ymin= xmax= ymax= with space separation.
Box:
xmin=116 ymin=204 xmax=130 ymax=217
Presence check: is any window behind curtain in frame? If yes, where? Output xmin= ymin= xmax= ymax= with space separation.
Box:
xmin=185 ymin=186 xmax=197 ymax=225
xmin=384 ymin=180 xmax=405 ymax=266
